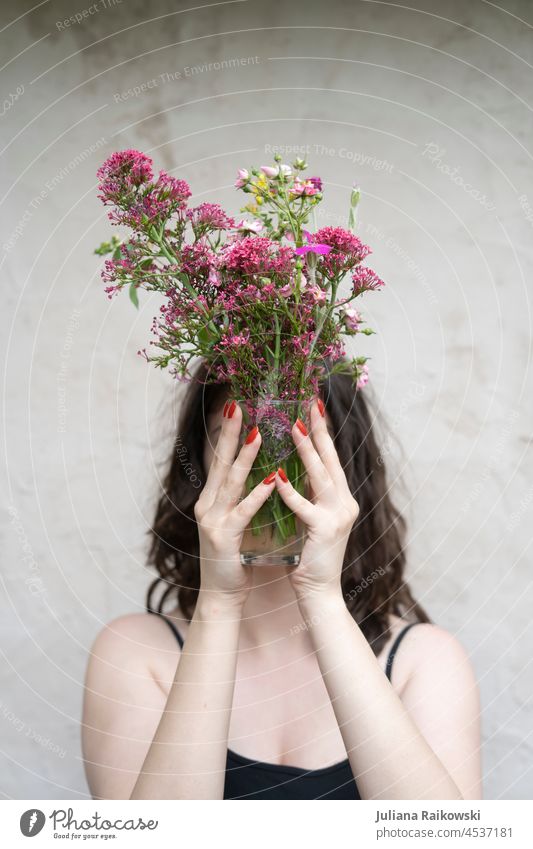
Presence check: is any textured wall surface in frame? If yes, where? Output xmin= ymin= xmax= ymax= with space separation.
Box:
xmin=1 ymin=0 xmax=532 ymax=799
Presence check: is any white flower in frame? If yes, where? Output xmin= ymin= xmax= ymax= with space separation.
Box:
xmin=236 ymin=218 xmax=263 ymax=233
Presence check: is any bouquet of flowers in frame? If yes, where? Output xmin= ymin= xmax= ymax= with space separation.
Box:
xmin=94 ymin=150 xmax=384 ymax=551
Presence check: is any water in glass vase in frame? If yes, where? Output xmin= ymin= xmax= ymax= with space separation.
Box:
xmin=237 ymin=398 xmax=311 ymax=567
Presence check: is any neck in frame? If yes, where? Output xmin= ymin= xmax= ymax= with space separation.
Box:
xmin=239 ymin=567 xmax=310 ymax=650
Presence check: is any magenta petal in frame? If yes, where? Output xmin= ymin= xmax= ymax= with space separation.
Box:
xmin=295 ymin=244 xmax=332 ymax=256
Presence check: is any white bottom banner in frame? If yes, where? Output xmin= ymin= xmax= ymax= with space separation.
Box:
xmin=1 ymin=799 xmax=531 ymax=848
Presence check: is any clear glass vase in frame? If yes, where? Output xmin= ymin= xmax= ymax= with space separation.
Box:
xmin=237 ymin=398 xmax=310 ymax=567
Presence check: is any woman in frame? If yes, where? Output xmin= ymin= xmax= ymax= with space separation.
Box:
xmin=81 ymin=362 xmax=482 ymax=800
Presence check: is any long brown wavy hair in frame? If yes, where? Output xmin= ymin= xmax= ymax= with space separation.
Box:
xmin=146 ymin=358 xmax=430 ymax=656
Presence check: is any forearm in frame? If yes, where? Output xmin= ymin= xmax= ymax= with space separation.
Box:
xmin=130 ymin=593 xmax=241 ymax=799
xmin=298 ymin=591 xmax=463 ymax=800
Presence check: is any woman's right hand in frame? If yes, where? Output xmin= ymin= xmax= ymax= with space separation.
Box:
xmin=194 ymin=400 xmax=275 ymax=606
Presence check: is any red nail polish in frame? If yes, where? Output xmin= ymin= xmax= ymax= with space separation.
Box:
xmin=263 ymin=471 xmax=276 ymax=484
xmin=277 ymin=467 xmax=288 ymax=483
xmin=317 ymin=398 xmax=325 ymax=417
xmin=222 ymin=401 xmax=229 ymax=417
xmin=227 ymin=400 xmax=236 ymax=419
xmin=295 ymin=418 xmax=308 ymax=436
xmin=245 ymin=425 xmax=259 ymax=445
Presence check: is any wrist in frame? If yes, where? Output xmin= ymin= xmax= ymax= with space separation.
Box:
xmin=195 ymin=589 xmax=246 ymax=622
xmin=294 ymin=583 xmax=346 ymax=617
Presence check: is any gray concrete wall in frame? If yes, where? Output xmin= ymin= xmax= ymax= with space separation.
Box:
xmin=1 ymin=0 xmax=532 ymax=799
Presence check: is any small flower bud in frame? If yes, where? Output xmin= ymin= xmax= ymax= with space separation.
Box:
xmin=293 ymin=157 xmax=308 ymax=170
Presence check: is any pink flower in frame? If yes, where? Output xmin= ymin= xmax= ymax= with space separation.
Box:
xmin=208 ymin=267 xmax=221 ymax=287
xmin=340 ymin=306 xmax=362 ymax=332
xmin=352 ymin=266 xmax=385 ymax=296
xmin=104 ymin=284 xmax=122 ymax=299
xmin=136 ymin=176 xmax=190 ymax=227
xmin=235 ymin=168 xmax=249 ymax=188
xmin=312 ymin=226 xmax=371 ymax=277
xmin=291 ymin=331 xmax=315 ymax=357
xmin=219 ymin=329 xmax=251 ymax=348
xmin=95 ymin=149 xmax=384 ymax=400
xmin=295 ymin=230 xmax=332 ymax=257
xmin=289 ymin=178 xmax=320 ymax=197
xmin=152 ymin=171 xmax=191 ymax=208
xmin=279 ymin=278 xmax=296 ymax=297
xmin=181 ymin=240 xmax=216 ymax=287
xmin=305 ymin=284 xmax=327 ymax=304
xmin=187 ymin=203 xmax=234 ymax=233
xmin=219 ymin=235 xmax=295 ymax=277
xmin=313 ymin=226 xmax=370 ymax=256
xmin=260 ymin=164 xmax=292 ymax=178
xmin=356 ymin=363 xmax=369 ymax=390
xmin=235 ymin=218 xmax=263 ymax=233
xmin=98 ymin=160 xmax=191 ymax=228
xmin=96 ymin=149 xmax=153 ymax=203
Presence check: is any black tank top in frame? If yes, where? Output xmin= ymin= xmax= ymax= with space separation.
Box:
xmin=149 ymin=610 xmax=418 ymax=800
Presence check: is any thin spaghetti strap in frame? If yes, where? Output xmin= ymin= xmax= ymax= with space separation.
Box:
xmin=148 ymin=610 xmax=185 ymax=649
xmin=385 ymin=623 xmax=418 ymax=681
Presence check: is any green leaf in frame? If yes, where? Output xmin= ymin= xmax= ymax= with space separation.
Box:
xmin=129 ymin=283 xmax=139 ymax=309
xmin=94 ymin=241 xmax=113 ymax=256
xmin=197 ymin=325 xmax=211 ymax=346
xmin=94 ymin=234 xmax=123 ymax=258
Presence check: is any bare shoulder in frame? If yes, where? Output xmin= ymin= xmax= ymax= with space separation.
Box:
xmin=402 ymin=622 xmax=474 ymax=667
xmin=385 ymin=619 xmax=478 ymax=692
xmin=82 ymin=613 xmax=182 ymax=799
xmin=88 ymin=612 xmax=180 ymax=663
xmin=385 ymin=620 xmax=482 ymax=799
xmin=84 ymin=612 xmax=183 ymax=709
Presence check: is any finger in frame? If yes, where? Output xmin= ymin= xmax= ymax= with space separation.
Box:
xmin=274 ymin=468 xmax=316 ymax=526
xmin=291 ymin=417 xmax=334 ymax=503
xmin=204 ymin=400 xmax=243 ymax=497
xmin=214 ymin=426 xmax=264 ymax=511
xmin=232 ymin=472 xmax=277 ymax=528
xmin=309 ymin=398 xmax=351 ymax=490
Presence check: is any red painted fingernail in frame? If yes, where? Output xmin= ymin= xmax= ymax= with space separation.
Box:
xmin=227 ymin=400 xmax=236 ymax=419
xmin=277 ymin=467 xmax=288 ymax=483
xmin=263 ymin=470 xmax=276 ymax=484
xmin=317 ymin=398 xmax=325 ymax=417
xmin=245 ymin=425 xmax=259 ymax=444
xmin=295 ymin=418 xmax=308 ymax=436
xmin=222 ymin=401 xmax=229 ymax=417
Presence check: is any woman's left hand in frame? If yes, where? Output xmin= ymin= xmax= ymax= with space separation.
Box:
xmin=275 ymin=398 xmax=359 ymax=600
